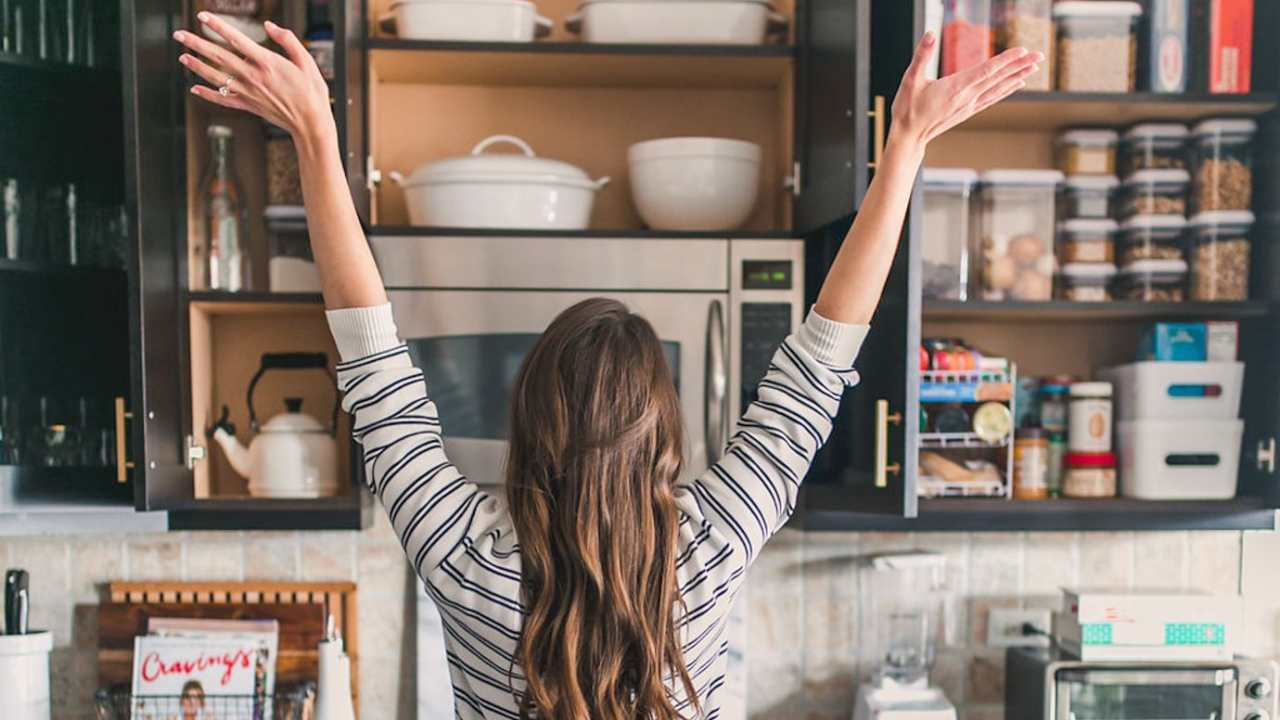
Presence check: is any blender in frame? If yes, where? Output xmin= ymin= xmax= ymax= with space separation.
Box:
xmin=852 ymin=551 xmax=957 ymax=720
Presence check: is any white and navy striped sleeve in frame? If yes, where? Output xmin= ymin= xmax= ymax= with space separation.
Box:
xmin=326 ymin=304 xmax=509 ymax=580
xmin=678 ymin=309 xmax=867 ymax=565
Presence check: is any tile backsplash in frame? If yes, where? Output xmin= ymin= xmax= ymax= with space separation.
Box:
xmin=7 ymin=515 xmax=1278 ymax=720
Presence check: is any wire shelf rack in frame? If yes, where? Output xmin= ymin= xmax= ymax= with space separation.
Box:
xmin=93 ymin=683 xmax=315 ymax=720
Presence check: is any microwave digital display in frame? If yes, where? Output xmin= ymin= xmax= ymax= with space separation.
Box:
xmin=743 ymin=260 xmax=793 ymax=290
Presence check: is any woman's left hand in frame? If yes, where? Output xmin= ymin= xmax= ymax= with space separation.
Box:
xmin=890 ymin=33 xmax=1044 ymax=148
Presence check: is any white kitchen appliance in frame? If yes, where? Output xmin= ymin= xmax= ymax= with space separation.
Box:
xmin=369 ymin=233 xmax=804 ymax=485
xmin=853 ymin=551 xmax=957 ymax=720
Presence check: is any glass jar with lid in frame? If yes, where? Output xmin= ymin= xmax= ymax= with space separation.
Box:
xmin=1114 ymin=258 xmax=1187 ymax=301
xmin=1038 ymin=378 xmax=1073 ymax=434
xmin=1055 ymin=129 xmax=1118 ymax=175
xmin=1120 ymin=122 xmax=1189 ymax=176
xmin=1068 ymin=381 xmax=1112 ymax=453
xmin=921 ymin=168 xmax=979 ymax=300
xmin=1062 ymin=451 xmax=1117 ymax=498
xmin=1119 ymin=168 xmax=1189 ymax=217
xmin=943 ymin=0 xmax=996 ymax=76
xmin=1059 ymin=175 xmax=1118 ymax=220
xmin=265 ymin=206 xmax=320 ymax=293
xmin=1187 ymin=210 xmax=1253 ymax=302
xmin=1190 ymin=118 xmax=1256 ymax=213
xmin=994 ymin=0 xmax=1055 ymax=90
xmin=1118 ymin=214 xmax=1186 ymax=265
xmin=1052 ymin=1 xmax=1142 ymax=93
xmin=1057 ymin=218 xmax=1117 ymax=264
xmin=977 ymin=169 xmax=1063 ymax=301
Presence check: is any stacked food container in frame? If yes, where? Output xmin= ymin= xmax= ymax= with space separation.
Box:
xmin=921 ymin=168 xmax=979 ymax=300
xmin=978 ymin=170 xmax=1061 ymax=301
xmin=1055 ymin=130 xmax=1117 ymax=301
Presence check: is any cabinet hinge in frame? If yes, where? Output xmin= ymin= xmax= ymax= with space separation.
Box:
xmin=367 ymin=156 xmax=382 ymax=191
xmin=1257 ymin=437 xmax=1276 ymax=474
xmin=783 ymin=161 xmax=802 ymax=198
xmin=186 ymin=435 xmax=207 ymax=470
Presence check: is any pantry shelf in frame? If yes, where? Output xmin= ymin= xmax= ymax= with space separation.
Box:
xmin=960 ymin=92 xmax=1278 ymax=132
xmin=367 ymin=40 xmax=795 ymax=88
xmin=367 ymin=226 xmax=798 ymax=240
xmin=923 ymin=300 xmax=1272 ymax=322
xmin=165 ymin=496 xmax=373 ymax=531
xmin=185 ymin=291 xmax=325 ymax=315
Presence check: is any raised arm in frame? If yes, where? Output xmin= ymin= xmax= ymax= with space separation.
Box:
xmin=174 ymin=12 xmax=383 ymax=310
xmin=814 ymin=34 xmax=1043 ymax=324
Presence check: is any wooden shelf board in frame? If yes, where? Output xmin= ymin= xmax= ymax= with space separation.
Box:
xmin=186 ymin=291 xmax=325 ymax=315
xmin=368 ymin=41 xmax=794 ymax=88
xmin=924 ymin=300 xmax=1272 ymax=322
xmin=165 ymin=495 xmax=372 ymax=531
xmin=960 ymin=92 xmax=1278 ymax=131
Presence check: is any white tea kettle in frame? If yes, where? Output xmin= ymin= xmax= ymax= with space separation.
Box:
xmin=208 ymin=353 xmax=340 ymax=499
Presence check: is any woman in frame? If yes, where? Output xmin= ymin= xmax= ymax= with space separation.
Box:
xmin=175 ymin=16 xmax=1039 ymax=719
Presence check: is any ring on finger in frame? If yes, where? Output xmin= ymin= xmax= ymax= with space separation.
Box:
xmin=218 ymin=75 xmax=234 ymax=97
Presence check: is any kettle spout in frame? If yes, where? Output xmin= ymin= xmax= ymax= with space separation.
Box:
xmin=208 ymin=405 xmax=252 ymax=480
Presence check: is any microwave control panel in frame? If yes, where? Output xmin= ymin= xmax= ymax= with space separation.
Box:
xmin=740 ymin=302 xmax=793 ymax=413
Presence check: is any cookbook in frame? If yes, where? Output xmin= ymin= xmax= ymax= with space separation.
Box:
xmin=130 ymin=618 xmax=278 ymax=719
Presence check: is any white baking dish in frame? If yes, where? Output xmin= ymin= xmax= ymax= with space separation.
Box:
xmin=380 ymin=0 xmax=552 ymax=42
xmin=628 ymin=137 xmax=761 ymax=231
xmin=566 ymin=0 xmax=789 ymax=45
xmin=1116 ymin=419 xmax=1243 ymax=500
xmin=390 ymin=135 xmax=610 ymax=230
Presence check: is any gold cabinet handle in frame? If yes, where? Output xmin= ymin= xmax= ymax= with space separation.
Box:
xmin=114 ymin=397 xmax=136 ymax=484
xmin=874 ymin=398 xmax=903 ymax=488
xmin=867 ymin=95 xmax=886 ymax=171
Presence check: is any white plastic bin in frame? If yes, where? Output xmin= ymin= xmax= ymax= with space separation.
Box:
xmin=1102 ymin=361 xmax=1244 ymax=420
xmin=0 ymin=631 xmax=52 ymax=720
xmin=1116 ymin=419 xmax=1243 ymax=500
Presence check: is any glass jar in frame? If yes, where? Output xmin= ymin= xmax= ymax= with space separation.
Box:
xmin=977 ymin=169 xmax=1062 ymax=301
xmin=1062 ymin=451 xmax=1117 ymax=498
xmin=1068 ymin=381 xmax=1112 ymax=452
xmin=1039 ymin=379 xmax=1072 ymax=434
xmin=1190 ymin=118 xmax=1256 ymax=213
xmin=1120 ymin=122 xmax=1189 ymax=175
xmin=1118 ymin=214 xmax=1186 ymax=265
xmin=1057 ymin=218 xmax=1117 ymax=263
xmin=1119 ymin=168 xmax=1189 ymax=217
xmin=1052 ymin=1 xmax=1142 ymax=93
xmin=1055 ymin=129 xmax=1118 ymax=175
xmin=995 ymin=0 xmax=1055 ymax=90
xmin=1188 ymin=210 xmax=1253 ymax=301
xmin=921 ymin=168 xmax=979 ymax=300
xmin=1114 ymin=258 xmax=1187 ymax=301
xmin=943 ymin=0 xmax=995 ymax=76
xmin=1013 ymin=428 xmax=1050 ymax=500
xmin=265 ymin=206 xmax=320 ymax=293
xmin=1047 ymin=432 xmax=1067 ymax=496
xmin=1059 ymin=175 xmax=1118 ymax=220
xmin=266 ymin=125 xmax=304 ymax=207
xmin=1058 ymin=262 xmax=1117 ymax=302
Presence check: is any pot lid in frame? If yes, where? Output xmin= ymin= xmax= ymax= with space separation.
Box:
xmin=261 ymin=397 xmax=326 ymax=433
xmin=1121 ymin=214 xmax=1187 ymax=232
xmin=1122 ymin=168 xmax=1190 ymax=186
xmin=1059 ymin=218 xmax=1119 ymax=235
xmin=1057 ymin=128 xmax=1119 ymax=146
xmin=1053 ymin=1 xmax=1142 ymax=18
xmin=922 ymin=167 xmax=979 ymax=187
xmin=1064 ymin=174 xmax=1119 ymax=190
xmin=1060 ymin=262 xmax=1118 ymax=279
xmin=980 ymin=169 xmax=1064 ymax=186
xmin=1123 ymin=122 xmax=1189 ymax=140
xmin=404 ymin=135 xmax=593 ymax=186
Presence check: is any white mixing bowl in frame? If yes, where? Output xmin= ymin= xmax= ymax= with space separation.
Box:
xmin=627 ymin=137 xmax=762 ymax=231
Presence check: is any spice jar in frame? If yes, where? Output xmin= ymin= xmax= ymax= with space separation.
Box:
xmin=1059 ymin=175 xmax=1118 ymax=220
xmin=1063 ymin=451 xmax=1117 ymax=497
xmin=266 ymin=125 xmax=304 ymax=207
xmin=978 ymin=169 xmax=1062 ymax=301
xmin=1114 ymin=258 xmax=1187 ymax=301
xmin=995 ymin=0 xmax=1055 ymax=91
xmin=1013 ymin=428 xmax=1050 ymax=500
xmin=1119 ymin=168 xmax=1189 ymax=217
xmin=1055 ymin=129 xmax=1118 ymax=175
xmin=1190 ymin=118 xmax=1255 ymax=213
xmin=1118 ymin=214 xmax=1186 ymax=265
xmin=1052 ymin=1 xmax=1142 ymax=93
xmin=1038 ymin=379 xmax=1071 ymax=433
xmin=1058 ymin=218 xmax=1117 ymax=263
xmin=922 ymin=168 xmax=979 ymax=300
xmin=1068 ymin=381 xmax=1112 ymax=452
xmin=1058 ymin=262 xmax=1117 ymax=302
xmin=1120 ymin=122 xmax=1188 ymax=175
xmin=943 ymin=0 xmax=995 ymax=76
xmin=1188 ymin=210 xmax=1253 ymax=301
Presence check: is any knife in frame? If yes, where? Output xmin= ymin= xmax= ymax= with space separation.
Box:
xmin=5 ymin=569 xmax=28 ymax=635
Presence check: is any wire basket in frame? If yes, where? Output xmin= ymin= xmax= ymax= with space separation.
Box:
xmin=93 ymin=682 xmax=315 ymax=720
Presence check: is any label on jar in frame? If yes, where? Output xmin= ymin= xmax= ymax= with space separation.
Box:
xmin=1069 ymin=397 xmax=1113 ymax=453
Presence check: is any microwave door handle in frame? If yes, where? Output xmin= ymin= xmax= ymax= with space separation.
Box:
xmin=705 ymin=299 xmax=728 ymax=466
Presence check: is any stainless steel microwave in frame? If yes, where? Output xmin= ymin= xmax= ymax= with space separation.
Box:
xmin=1007 ymin=647 xmax=1279 ymax=720
xmin=368 ymin=233 xmax=805 ymax=485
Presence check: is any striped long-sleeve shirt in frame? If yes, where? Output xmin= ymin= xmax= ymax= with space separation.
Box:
xmin=326 ymin=303 xmax=869 ymax=719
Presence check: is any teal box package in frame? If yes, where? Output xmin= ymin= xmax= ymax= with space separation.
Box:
xmin=1139 ymin=322 xmax=1206 ymax=361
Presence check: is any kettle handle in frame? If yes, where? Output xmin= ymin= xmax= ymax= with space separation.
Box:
xmin=248 ymin=352 xmax=339 ymax=435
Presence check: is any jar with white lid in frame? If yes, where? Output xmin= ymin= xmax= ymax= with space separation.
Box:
xmin=1057 ymin=218 xmax=1117 ymax=263
xmin=1059 ymin=175 xmax=1118 ymax=219
xmin=1063 ymin=451 xmax=1117 ymax=497
xmin=1056 ymin=129 xmax=1118 ymax=175
xmin=1068 ymin=381 xmax=1112 ymax=452
xmin=1188 ymin=209 xmax=1253 ymax=301
xmin=922 ymin=167 xmax=980 ymax=300
xmin=1190 ymin=118 xmax=1256 ymax=213
xmin=1114 ymin=258 xmax=1187 ymax=301
xmin=1120 ymin=122 xmax=1188 ymax=175
xmin=1052 ymin=1 xmax=1142 ymax=93
xmin=1058 ymin=262 xmax=1117 ymax=301
xmin=1119 ymin=168 xmax=1189 ymax=217
xmin=1118 ymin=214 xmax=1185 ymax=264
xmin=978 ymin=169 xmax=1063 ymax=301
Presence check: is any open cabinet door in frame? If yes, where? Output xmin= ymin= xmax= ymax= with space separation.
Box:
xmin=121 ymin=0 xmax=196 ymax=507
xmin=337 ymin=0 xmax=369 ymax=223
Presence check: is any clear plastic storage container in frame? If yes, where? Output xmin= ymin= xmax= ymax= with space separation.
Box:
xmin=922 ymin=168 xmax=979 ymax=300
xmin=995 ymin=0 xmax=1055 ymax=91
xmin=1052 ymin=1 xmax=1142 ymax=93
xmin=1114 ymin=258 xmax=1187 ymax=301
xmin=1058 ymin=262 xmax=1117 ymax=301
xmin=1119 ymin=168 xmax=1189 ymax=217
xmin=1057 ymin=218 xmax=1117 ymax=263
xmin=1190 ymin=118 xmax=1256 ymax=213
xmin=1060 ymin=175 xmax=1118 ymax=220
xmin=1118 ymin=214 xmax=1185 ymax=264
xmin=1056 ymin=129 xmax=1118 ymax=175
xmin=978 ymin=169 xmax=1063 ymax=301
xmin=265 ymin=206 xmax=320 ymax=293
xmin=943 ymin=0 xmax=995 ymax=76
xmin=1120 ymin=122 xmax=1188 ymax=175
xmin=1188 ymin=210 xmax=1253 ymax=301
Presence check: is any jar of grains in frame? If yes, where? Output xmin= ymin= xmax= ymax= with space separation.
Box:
xmin=1190 ymin=118 xmax=1256 ymax=213
xmin=1187 ymin=210 xmax=1253 ymax=301
xmin=943 ymin=0 xmax=995 ymax=76
xmin=1052 ymin=1 xmax=1141 ymax=93
xmin=1119 ymin=168 xmax=1189 ymax=218
xmin=265 ymin=125 xmax=304 ymax=207
xmin=1120 ymin=122 xmax=1188 ymax=176
xmin=1118 ymin=214 xmax=1186 ymax=265
xmin=1013 ymin=428 xmax=1050 ymax=500
xmin=1058 ymin=218 xmax=1117 ymax=263
xmin=1114 ymin=258 xmax=1187 ymax=301
xmin=1059 ymin=175 xmax=1118 ymax=220
xmin=1062 ymin=451 xmax=1117 ymax=498
xmin=995 ymin=0 xmax=1055 ymax=90
xmin=1068 ymin=381 xmax=1112 ymax=452
xmin=1058 ymin=262 xmax=1117 ymax=301
xmin=1056 ymin=129 xmax=1118 ymax=175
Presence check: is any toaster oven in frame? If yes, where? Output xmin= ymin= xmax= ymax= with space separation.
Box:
xmin=1006 ymin=647 xmax=1278 ymax=720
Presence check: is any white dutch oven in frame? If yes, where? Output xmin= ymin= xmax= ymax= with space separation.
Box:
xmin=391 ymin=135 xmax=610 ymax=230
xmin=628 ymin=137 xmax=761 ymax=231
xmin=380 ymin=0 xmax=552 ymax=42
xmin=566 ymin=0 xmax=789 ymax=45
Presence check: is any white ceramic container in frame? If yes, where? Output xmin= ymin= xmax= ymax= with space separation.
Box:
xmin=627 ymin=137 xmax=761 ymax=231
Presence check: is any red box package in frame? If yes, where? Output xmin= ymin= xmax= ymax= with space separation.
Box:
xmin=1193 ymin=0 xmax=1254 ymax=93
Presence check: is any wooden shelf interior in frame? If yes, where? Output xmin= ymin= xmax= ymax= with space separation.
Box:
xmin=188 ymin=301 xmax=351 ymax=500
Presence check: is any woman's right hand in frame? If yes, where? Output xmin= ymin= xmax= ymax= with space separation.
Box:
xmin=174 ymin=13 xmax=333 ymax=142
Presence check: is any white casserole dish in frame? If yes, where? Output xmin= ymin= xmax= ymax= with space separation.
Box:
xmin=380 ymin=0 xmax=552 ymax=42
xmin=627 ymin=137 xmax=761 ymax=231
xmin=566 ymin=0 xmax=789 ymax=45
xmin=390 ymin=135 xmax=610 ymax=230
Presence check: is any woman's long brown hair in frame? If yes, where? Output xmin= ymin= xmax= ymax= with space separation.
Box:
xmin=505 ymin=298 xmax=700 ymax=720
